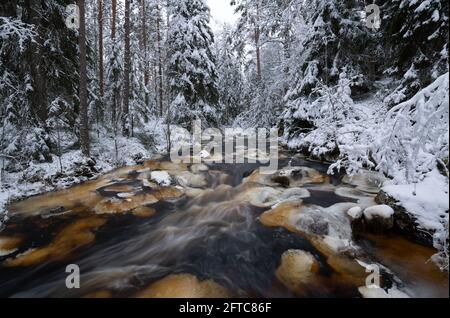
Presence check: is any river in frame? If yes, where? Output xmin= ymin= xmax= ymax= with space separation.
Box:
xmin=0 ymin=148 xmax=448 ymax=298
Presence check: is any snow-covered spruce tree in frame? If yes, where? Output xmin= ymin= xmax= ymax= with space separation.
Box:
xmin=105 ymin=0 xmax=124 ymax=134
xmin=1 ymin=0 xmax=79 ymax=165
xmin=283 ymin=0 xmax=380 ymax=146
xmin=129 ymin=0 xmax=154 ymax=128
xmin=375 ymin=72 xmax=449 ymax=184
xmin=230 ymin=0 xmax=300 ymax=128
xmin=286 ymin=0 xmax=377 ymax=98
xmin=375 ymin=73 xmax=449 ymax=271
xmin=380 ymin=0 xmax=449 ymax=106
xmin=167 ymin=0 xmax=219 ymax=128
xmin=214 ymin=25 xmax=247 ymax=126
xmin=299 ymin=71 xmax=375 ymax=174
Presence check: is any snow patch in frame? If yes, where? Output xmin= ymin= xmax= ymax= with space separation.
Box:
xmin=150 ymin=171 xmax=172 ymax=187
xmin=382 ymin=169 xmax=449 ymax=233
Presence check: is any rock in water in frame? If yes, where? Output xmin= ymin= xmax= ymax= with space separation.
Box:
xmin=259 ymin=202 xmax=302 ymax=232
xmin=135 ymin=274 xmax=231 ymax=298
xmin=347 ymin=207 xmax=363 ymax=220
xmin=363 ymin=205 xmax=395 ymax=233
xmin=150 ymin=171 xmax=172 ymax=186
xmin=0 ymin=236 xmax=23 ymax=257
xmin=175 ymin=171 xmax=208 ymax=188
xmin=4 ymin=217 xmax=106 ymax=267
xmin=276 ymin=250 xmax=320 ymax=294
xmin=358 ymin=286 xmax=410 ymax=298
xmin=132 ymin=206 xmax=156 ymax=218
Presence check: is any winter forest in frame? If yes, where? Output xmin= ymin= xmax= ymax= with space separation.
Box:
xmin=0 ymin=0 xmax=449 ymax=299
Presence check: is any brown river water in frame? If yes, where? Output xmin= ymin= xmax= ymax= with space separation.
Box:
xmin=0 ymin=150 xmax=448 ymax=298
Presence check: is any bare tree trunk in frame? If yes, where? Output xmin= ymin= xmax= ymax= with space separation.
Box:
xmin=79 ymin=0 xmax=90 ymax=157
xmin=157 ymin=3 xmax=164 ymax=117
xmin=255 ymin=2 xmax=262 ymax=82
xmin=141 ymin=0 xmax=150 ymax=108
xmin=141 ymin=0 xmax=149 ymax=86
xmin=165 ymin=0 xmax=171 ymax=112
xmin=111 ymin=0 xmax=118 ymax=127
xmin=123 ymin=0 xmax=131 ymax=137
xmin=98 ymin=0 xmax=104 ymax=98
xmin=111 ymin=0 xmax=117 ymax=40
xmin=27 ymin=1 xmax=48 ymax=124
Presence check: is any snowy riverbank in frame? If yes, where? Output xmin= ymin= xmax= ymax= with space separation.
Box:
xmin=0 ymin=131 xmax=161 ymax=228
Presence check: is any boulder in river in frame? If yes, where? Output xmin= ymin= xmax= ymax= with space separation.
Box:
xmin=363 ymin=205 xmax=395 ymax=233
xmin=4 ymin=217 xmax=106 ymax=267
xmin=259 ymin=201 xmax=302 ymax=232
xmin=358 ymin=286 xmax=410 ymax=298
xmin=175 ymin=171 xmax=208 ymax=188
xmin=376 ymin=190 xmax=435 ymax=247
xmin=276 ymin=250 xmax=320 ymax=294
xmin=135 ymin=274 xmax=232 ymax=298
xmin=0 ymin=236 xmax=23 ymax=257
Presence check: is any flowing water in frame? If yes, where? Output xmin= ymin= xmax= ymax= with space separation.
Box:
xmin=0 ymin=150 xmax=448 ymax=298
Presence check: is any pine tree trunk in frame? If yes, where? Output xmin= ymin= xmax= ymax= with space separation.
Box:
xmin=27 ymin=1 xmax=48 ymax=125
xmin=79 ymin=0 xmax=90 ymax=157
xmin=141 ymin=0 xmax=150 ymax=108
xmin=157 ymin=4 xmax=164 ymax=117
xmin=98 ymin=0 xmax=104 ymax=98
xmin=141 ymin=0 xmax=149 ymax=86
xmin=111 ymin=0 xmax=117 ymax=126
xmin=255 ymin=2 xmax=262 ymax=82
xmin=123 ymin=0 xmax=131 ymax=136
xmin=255 ymin=28 xmax=261 ymax=81
xmin=111 ymin=0 xmax=117 ymax=40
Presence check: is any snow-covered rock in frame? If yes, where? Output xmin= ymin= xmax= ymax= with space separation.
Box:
xmin=362 ymin=205 xmax=395 ymax=232
xmin=364 ymin=205 xmax=395 ymax=220
xmin=276 ymin=250 xmax=320 ymax=293
xmin=380 ymin=169 xmax=449 ymax=242
xmin=347 ymin=207 xmax=363 ymax=220
xmin=175 ymin=171 xmax=208 ymax=188
xmin=150 ymin=171 xmax=172 ymax=187
xmin=190 ymin=164 xmax=209 ymax=174
xmin=358 ymin=286 xmax=410 ymax=299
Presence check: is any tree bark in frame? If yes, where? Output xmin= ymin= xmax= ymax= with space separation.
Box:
xmin=123 ymin=0 xmax=131 ymax=136
xmin=141 ymin=0 xmax=150 ymax=108
xmin=26 ymin=0 xmax=48 ymax=125
xmin=98 ymin=0 xmax=104 ymax=98
xmin=141 ymin=0 xmax=149 ymax=87
xmin=255 ymin=2 xmax=262 ymax=82
xmin=78 ymin=0 xmax=90 ymax=156
xmin=157 ymin=3 xmax=164 ymax=116
xmin=111 ymin=0 xmax=117 ymax=40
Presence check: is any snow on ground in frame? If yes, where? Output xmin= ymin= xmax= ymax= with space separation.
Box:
xmin=0 ymin=118 xmax=207 ymax=228
xmin=382 ymin=169 xmax=449 ymax=233
xmin=0 ymin=126 xmax=164 ymax=228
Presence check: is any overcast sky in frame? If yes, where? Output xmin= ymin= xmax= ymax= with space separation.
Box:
xmin=206 ymin=0 xmax=238 ymax=31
